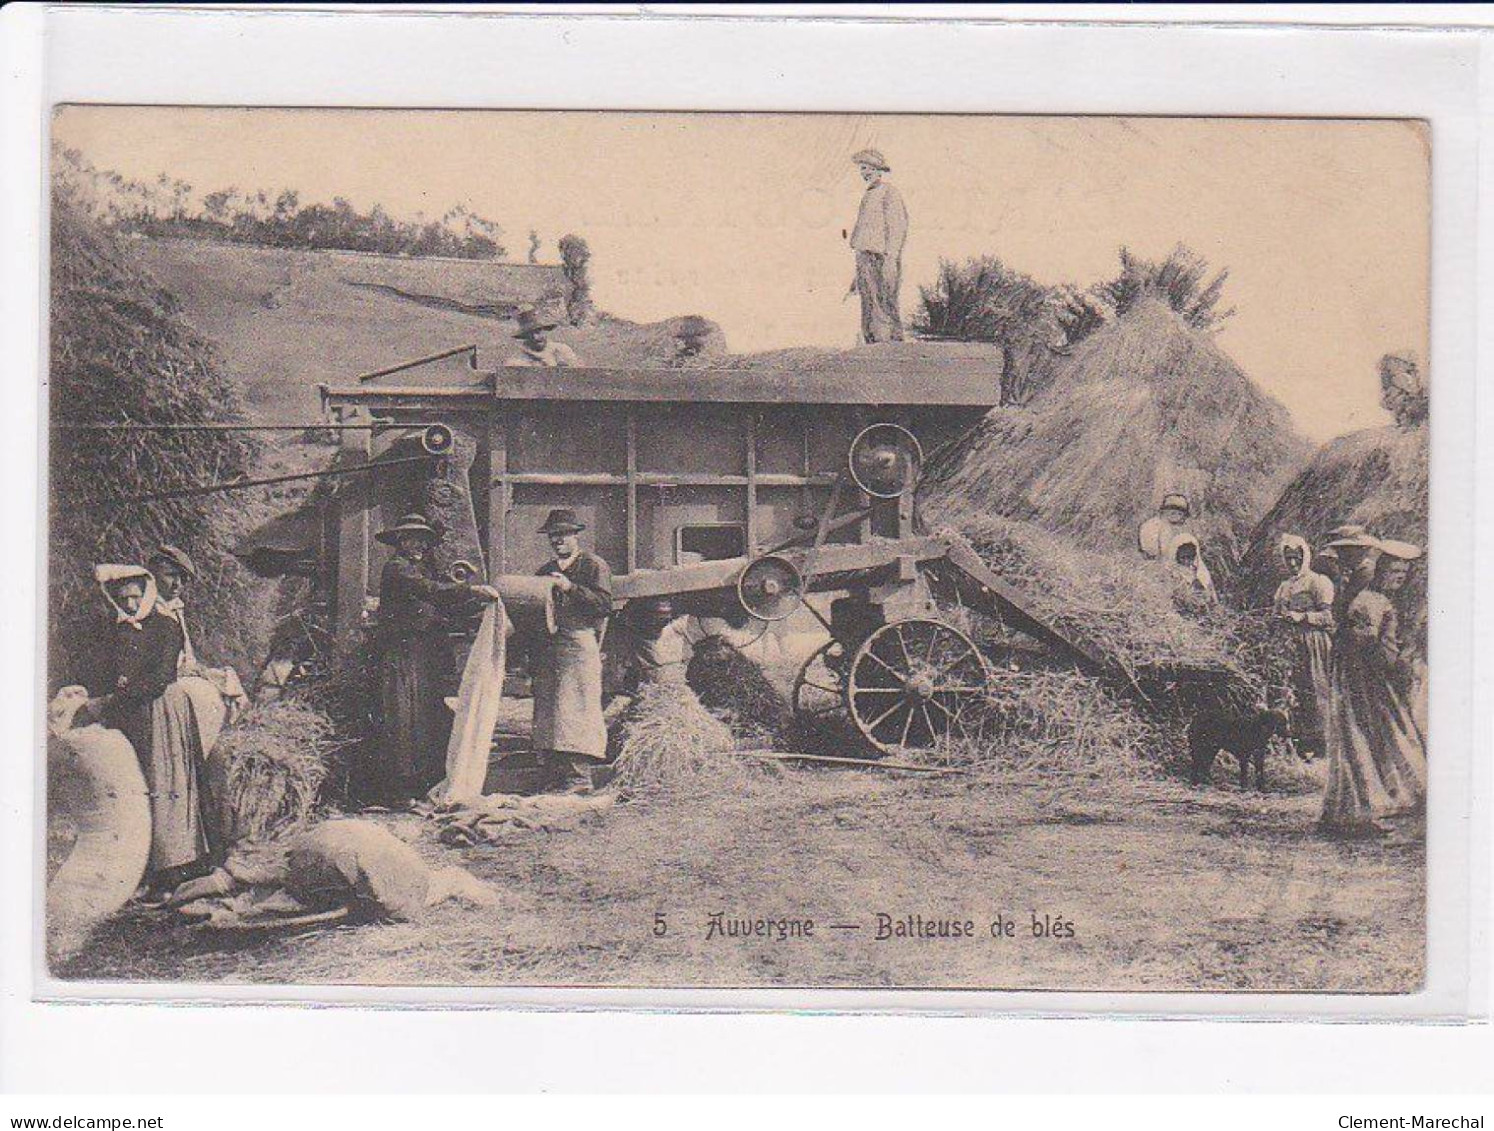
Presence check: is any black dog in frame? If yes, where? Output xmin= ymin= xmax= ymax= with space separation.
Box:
xmin=1188 ymin=705 xmax=1289 ymax=791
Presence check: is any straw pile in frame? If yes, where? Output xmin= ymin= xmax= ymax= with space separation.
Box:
xmin=608 ymin=680 xmax=748 ymax=793
xmin=685 ymin=636 xmax=793 ymax=748
xmin=215 ymin=699 xmax=337 ymax=843
xmin=938 ymin=669 xmax=1167 ymax=779
xmin=946 ymin=514 xmax=1252 ymax=685
xmin=1239 ymin=420 xmax=1428 ymax=645
xmin=292 ymin=634 xmax=382 ymax=803
xmin=923 ymin=296 xmax=1311 ymax=580
xmin=47 ymin=196 xmax=270 ymax=687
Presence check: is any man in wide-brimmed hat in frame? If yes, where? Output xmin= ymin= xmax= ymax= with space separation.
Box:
xmin=370 ymin=513 xmax=502 ymax=804
xmin=532 ymin=507 xmax=613 ymax=792
xmin=507 ymin=305 xmax=581 ymax=368
xmin=846 ymin=148 xmax=909 ymax=344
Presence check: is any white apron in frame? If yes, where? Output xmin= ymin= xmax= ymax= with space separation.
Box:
xmin=532 ymin=627 xmax=606 ymax=760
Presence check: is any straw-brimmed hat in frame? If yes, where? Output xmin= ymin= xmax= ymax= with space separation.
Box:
xmin=513 ymin=306 xmax=559 ymax=339
xmin=1325 ymin=524 xmax=1379 ymax=550
xmin=1160 ymin=493 xmax=1191 ymax=517
xmin=851 ymin=148 xmax=890 ymax=172
xmin=538 ymin=507 xmax=586 ymax=536
xmin=148 ymin=543 xmax=197 ymax=578
xmin=1376 ymin=538 xmax=1423 ymax=561
xmin=375 ymin=513 xmax=446 ymax=546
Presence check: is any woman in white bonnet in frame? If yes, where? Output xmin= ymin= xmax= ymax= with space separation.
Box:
xmin=1272 ymin=534 xmax=1336 ymax=760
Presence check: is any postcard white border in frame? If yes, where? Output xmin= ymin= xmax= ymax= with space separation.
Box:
xmin=2 ymin=3 xmax=1489 ymax=1092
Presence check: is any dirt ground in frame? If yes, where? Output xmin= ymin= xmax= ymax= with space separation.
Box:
xmin=60 ymin=742 xmax=1424 ymax=994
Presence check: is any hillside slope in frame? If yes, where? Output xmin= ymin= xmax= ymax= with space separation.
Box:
xmin=48 ymin=206 xmax=268 ymax=684
xmin=131 ymin=239 xmax=566 ymax=420
xmin=133 ymin=239 xmax=736 ymax=422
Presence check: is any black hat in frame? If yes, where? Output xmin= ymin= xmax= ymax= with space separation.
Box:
xmin=375 ymin=513 xmax=446 ymax=546
xmin=149 ymin=543 xmax=197 ymax=578
xmin=538 ymin=508 xmax=586 ymax=535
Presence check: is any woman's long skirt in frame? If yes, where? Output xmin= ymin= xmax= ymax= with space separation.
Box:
xmin=377 ymin=638 xmax=454 ymax=801
xmin=1288 ymin=626 xmax=1333 ymax=753
xmin=1320 ymin=649 xmax=1427 ymax=834
xmin=144 ymin=682 xmax=211 ymax=873
xmin=532 ymin=628 xmax=607 ymax=760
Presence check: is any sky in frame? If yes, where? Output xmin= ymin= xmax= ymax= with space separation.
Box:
xmin=51 ymin=108 xmax=1430 ymax=441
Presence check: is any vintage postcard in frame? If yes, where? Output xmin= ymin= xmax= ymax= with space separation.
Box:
xmin=43 ymin=108 xmax=1430 ymax=995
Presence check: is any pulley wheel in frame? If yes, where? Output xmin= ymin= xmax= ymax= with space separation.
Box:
xmin=736 ymin=554 xmax=806 ymax=622
xmin=447 ymin=558 xmax=480 ymax=584
xmin=848 ymin=423 xmax=923 ymax=499
xmin=420 ymin=422 xmax=454 ymax=455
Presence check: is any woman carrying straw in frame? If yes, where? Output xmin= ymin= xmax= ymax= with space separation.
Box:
xmin=1320 ymin=539 xmax=1427 ymax=838
xmin=371 ymin=514 xmax=501 ymax=804
xmin=1272 ymin=534 xmax=1336 ymax=760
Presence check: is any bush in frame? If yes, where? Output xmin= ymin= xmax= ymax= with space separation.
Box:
xmin=558 ymin=234 xmax=595 ymax=325
xmin=914 ymin=257 xmax=1103 ymax=405
xmin=54 ymin=147 xmax=506 ymax=260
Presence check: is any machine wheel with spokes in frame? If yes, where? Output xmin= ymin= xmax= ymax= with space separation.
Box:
xmin=791 ymin=639 xmax=852 ymax=743
xmin=845 ymin=619 xmax=988 ymax=756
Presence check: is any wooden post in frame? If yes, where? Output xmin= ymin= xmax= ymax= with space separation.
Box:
xmin=898 ymin=486 xmax=916 ymax=539
xmin=800 ymin=418 xmax=813 ymax=524
xmin=745 ymin=412 xmax=758 ymax=554
xmin=333 ymin=406 xmax=372 ymax=640
xmin=487 ymin=412 xmax=508 ymax=576
xmin=625 ymin=410 xmax=638 ymax=573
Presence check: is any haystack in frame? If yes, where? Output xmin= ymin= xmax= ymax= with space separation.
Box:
xmin=936 ymin=516 xmax=1277 ymax=780
xmin=946 ymin=669 xmax=1163 ymax=779
xmin=951 ymin=515 xmax=1253 ymax=686
xmin=1240 ymin=419 xmax=1428 ymax=643
xmin=923 ymin=297 xmax=1311 ymax=579
xmin=48 ymin=197 xmax=267 ymax=686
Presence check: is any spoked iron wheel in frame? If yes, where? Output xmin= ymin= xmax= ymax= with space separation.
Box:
xmin=791 ymin=639 xmax=851 ymax=735
xmin=846 ymin=619 xmax=989 ymax=756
